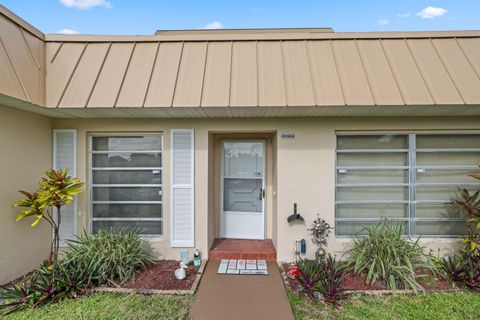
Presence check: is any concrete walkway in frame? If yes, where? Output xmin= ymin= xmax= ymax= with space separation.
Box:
xmin=190 ymin=260 xmax=295 ymax=320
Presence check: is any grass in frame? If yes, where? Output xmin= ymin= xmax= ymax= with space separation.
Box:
xmin=3 ymin=292 xmax=193 ymax=320
xmin=288 ymin=290 xmax=480 ymax=320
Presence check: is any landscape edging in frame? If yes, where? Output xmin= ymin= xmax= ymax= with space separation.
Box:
xmin=278 ymin=261 xmax=461 ymax=295
xmin=92 ymin=259 xmax=208 ymax=296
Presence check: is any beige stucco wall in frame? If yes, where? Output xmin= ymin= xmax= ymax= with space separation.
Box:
xmin=53 ymin=116 xmax=479 ymax=262
xmin=0 ymin=105 xmax=52 ymax=284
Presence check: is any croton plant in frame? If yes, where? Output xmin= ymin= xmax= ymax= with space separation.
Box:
xmin=452 ymin=170 xmax=480 ymax=253
xmin=14 ymin=169 xmax=83 ymax=263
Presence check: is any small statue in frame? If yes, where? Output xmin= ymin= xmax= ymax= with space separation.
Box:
xmin=308 ymin=215 xmax=332 ymax=262
xmin=175 ymin=261 xmax=188 ymax=280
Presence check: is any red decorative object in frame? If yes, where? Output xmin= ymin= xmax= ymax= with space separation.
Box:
xmin=287 ymin=265 xmax=301 ymax=279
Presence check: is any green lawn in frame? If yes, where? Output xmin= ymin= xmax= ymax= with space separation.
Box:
xmin=3 ymin=292 xmax=193 ymax=320
xmin=4 ymin=289 xmax=480 ymax=320
xmin=288 ymin=290 xmax=480 ymax=320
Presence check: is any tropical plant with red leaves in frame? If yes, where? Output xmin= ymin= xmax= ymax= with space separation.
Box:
xmin=14 ymin=169 xmax=83 ymax=263
xmin=296 ymin=259 xmax=322 ymax=300
xmin=315 ymin=255 xmax=349 ymax=306
xmin=451 ymin=170 xmax=480 ymax=253
xmin=442 ymin=250 xmax=480 ymax=291
xmin=296 ymin=256 xmax=348 ymax=306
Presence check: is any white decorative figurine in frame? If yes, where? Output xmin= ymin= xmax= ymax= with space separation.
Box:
xmin=174 ymin=261 xmax=188 ymax=280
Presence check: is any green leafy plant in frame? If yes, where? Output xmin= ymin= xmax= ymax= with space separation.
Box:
xmin=451 ymin=170 xmax=480 ymax=252
xmin=0 ymin=275 xmax=36 ymax=314
xmin=315 ymin=255 xmax=349 ymax=306
xmin=296 ymin=255 xmax=348 ymax=306
xmin=14 ymin=169 xmax=83 ymax=262
xmin=345 ymin=219 xmax=436 ymax=292
xmin=0 ymin=262 xmax=89 ymax=315
xmin=442 ymin=250 xmax=480 ymax=290
xmin=296 ymin=259 xmax=322 ymax=300
xmin=63 ymin=227 xmax=156 ymax=286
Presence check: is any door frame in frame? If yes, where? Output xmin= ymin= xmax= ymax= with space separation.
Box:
xmin=219 ymin=139 xmax=266 ymax=239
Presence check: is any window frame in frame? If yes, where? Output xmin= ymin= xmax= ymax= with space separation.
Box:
xmin=335 ymin=131 xmax=480 ymax=238
xmin=88 ymin=133 xmax=164 ymax=237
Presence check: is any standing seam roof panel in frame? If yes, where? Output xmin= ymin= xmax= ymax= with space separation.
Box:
xmin=87 ymin=43 xmax=134 ymax=108
xmin=46 ymin=43 xmax=85 ymax=107
xmin=46 ymin=42 xmax=61 ymax=62
xmin=22 ymin=31 xmax=42 ymax=68
xmin=432 ymin=39 xmax=480 ymax=104
xmin=281 ymin=41 xmax=315 ymax=106
xmin=257 ymin=41 xmax=287 ymax=106
xmin=22 ymin=31 xmax=45 ymax=105
xmin=0 ymin=37 xmax=25 ymax=100
xmin=456 ymin=38 xmax=480 ymax=83
xmin=39 ymin=36 xmax=480 ymax=109
xmin=406 ymin=39 xmax=464 ymax=105
xmin=172 ymin=42 xmax=207 ymax=107
xmin=229 ymin=41 xmax=258 ymax=107
xmin=0 ymin=16 xmax=41 ymax=104
xmin=356 ymin=40 xmax=404 ymax=105
xmin=306 ymin=41 xmax=345 ymax=106
xmin=144 ymin=42 xmax=183 ymax=107
xmin=201 ymin=41 xmax=231 ymax=107
xmin=59 ymin=43 xmax=110 ymax=107
xmin=116 ymin=42 xmax=158 ymax=107
xmin=380 ymin=40 xmax=434 ymax=105
xmin=331 ymin=40 xmax=374 ymax=105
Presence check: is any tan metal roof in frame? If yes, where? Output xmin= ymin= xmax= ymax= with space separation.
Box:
xmin=0 ymin=5 xmax=44 ymax=106
xmin=46 ymin=34 xmax=480 ymax=108
xmin=1 ymin=4 xmax=480 ymax=112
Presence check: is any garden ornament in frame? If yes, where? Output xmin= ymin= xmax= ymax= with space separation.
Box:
xmin=193 ymin=249 xmax=201 ymax=267
xmin=175 ymin=261 xmax=188 ymax=280
xmin=308 ymin=215 xmax=332 ymax=261
xmin=287 ymin=265 xmax=301 ymax=279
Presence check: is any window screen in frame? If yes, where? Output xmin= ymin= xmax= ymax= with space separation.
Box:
xmin=336 ymin=133 xmax=480 ymax=236
xmin=90 ymin=135 xmax=163 ymax=236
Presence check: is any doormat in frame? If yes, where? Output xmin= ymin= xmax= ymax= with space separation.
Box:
xmin=217 ymin=259 xmax=269 ymax=275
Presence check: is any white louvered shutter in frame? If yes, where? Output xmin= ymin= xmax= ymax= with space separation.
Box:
xmin=53 ymin=129 xmax=77 ymax=245
xmin=170 ymin=129 xmax=195 ymax=247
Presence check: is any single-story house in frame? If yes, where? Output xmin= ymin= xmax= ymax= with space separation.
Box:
xmin=1 ymin=5 xmax=480 ymax=284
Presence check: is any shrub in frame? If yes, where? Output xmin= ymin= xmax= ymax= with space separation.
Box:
xmin=0 ymin=262 xmax=89 ymax=315
xmin=442 ymin=250 xmax=480 ymax=290
xmin=296 ymin=255 xmax=348 ymax=306
xmin=296 ymin=259 xmax=322 ymax=300
xmin=315 ymin=255 xmax=349 ymax=306
xmin=450 ymin=169 xmax=480 ymax=252
xmin=64 ymin=227 xmax=156 ymax=285
xmin=345 ymin=219 xmax=436 ymax=292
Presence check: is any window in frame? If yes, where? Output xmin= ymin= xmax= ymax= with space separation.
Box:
xmin=90 ymin=135 xmax=163 ymax=236
xmin=335 ymin=133 xmax=480 ymax=236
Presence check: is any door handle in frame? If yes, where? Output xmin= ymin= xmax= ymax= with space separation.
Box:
xmin=259 ymin=188 xmax=265 ymax=200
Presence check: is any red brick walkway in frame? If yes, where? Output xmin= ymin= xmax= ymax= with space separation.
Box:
xmin=209 ymin=239 xmax=277 ymax=260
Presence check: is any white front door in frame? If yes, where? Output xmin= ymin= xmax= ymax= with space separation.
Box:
xmin=220 ymin=140 xmax=265 ymax=239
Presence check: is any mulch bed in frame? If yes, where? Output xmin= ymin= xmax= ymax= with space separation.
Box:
xmin=122 ymin=260 xmax=199 ymax=291
xmin=283 ymin=263 xmax=456 ymax=292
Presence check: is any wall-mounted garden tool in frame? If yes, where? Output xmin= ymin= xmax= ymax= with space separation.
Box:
xmin=287 ymin=203 xmax=304 ymax=223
